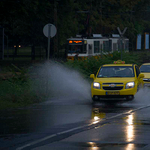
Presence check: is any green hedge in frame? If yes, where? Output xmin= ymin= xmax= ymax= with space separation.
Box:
xmin=64 ymin=51 xmax=142 ymax=78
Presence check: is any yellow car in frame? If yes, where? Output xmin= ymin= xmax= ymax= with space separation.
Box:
xmin=90 ymin=60 xmax=144 ymax=101
xmin=140 ymin=63 xmax=150 ymax=87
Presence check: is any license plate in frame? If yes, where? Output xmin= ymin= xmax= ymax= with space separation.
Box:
xmin=106 ymin=91 xmax=120 ymax=95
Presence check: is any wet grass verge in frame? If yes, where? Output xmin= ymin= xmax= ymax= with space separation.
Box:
xmin=0 ymin=63 xmax=47 ymax=110
xmin=0 ymin=51 xmax=149 ymax=110
xmin=0 ymin=79 xmax=47 ymax=110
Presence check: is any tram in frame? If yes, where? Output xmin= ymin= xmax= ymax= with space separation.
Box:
xmin=66 ymin=34 xmax=129 ymax=60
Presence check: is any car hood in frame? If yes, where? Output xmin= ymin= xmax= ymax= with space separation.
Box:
xmin=142 ymin=73 xmax=150 ymax=78
xmin=94 ymin=77 xmax=135 ymax=84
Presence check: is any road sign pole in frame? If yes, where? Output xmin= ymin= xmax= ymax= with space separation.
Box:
xmin=117 ymin=27 xmax=127 ymax=60
xmin=43 ymin=23 xmax=57 ymax=59
xmin=47 ymin=25 xmax=51 ymax=60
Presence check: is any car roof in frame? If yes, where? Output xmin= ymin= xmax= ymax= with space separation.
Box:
xmin=141 ymin=63 xmax=150 ymax=65
xmin=102 ymin=64 xmax=134 ymax=67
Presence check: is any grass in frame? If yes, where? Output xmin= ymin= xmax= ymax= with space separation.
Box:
xmin=0 ymin=50 xmax=149 ymax=110
xmin=0 ymin=79 xmax=48 ymax=110
xmin=0 ymin=63 xmax=47 ymax=110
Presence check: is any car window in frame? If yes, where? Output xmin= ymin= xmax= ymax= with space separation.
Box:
xmin=97 ymin=66 xmax=135 ymax=78
xmin=140 ymin=65 xmax=150 ymax=73
xmin=135 ymin=66 xmax=140 ymax=77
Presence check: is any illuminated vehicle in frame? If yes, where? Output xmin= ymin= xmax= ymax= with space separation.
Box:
xmin=140 ymin=63 xmax=150 ymax=87
xmin=90 ymin=60 xmax=144 ymax=101
xmin=66 ymin=34 xmax=129 ymax=60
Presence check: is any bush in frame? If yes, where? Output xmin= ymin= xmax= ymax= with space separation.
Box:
xmin=64 ymin=51 xmax=141 ymax=78
xmin=0 ymin=64 xmax=47 ymax=110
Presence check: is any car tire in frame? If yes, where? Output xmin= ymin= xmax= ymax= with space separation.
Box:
xmin=92 ymin=96 xmax=100 ymax=102
xmin=127 ymin=95 xmax=134 ymax=101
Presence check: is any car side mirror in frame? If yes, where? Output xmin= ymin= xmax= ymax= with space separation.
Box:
xmin=90 ymin=74 xmax=95 ymax=79
xmin=138 ymin=73 xmax=144 ymax=79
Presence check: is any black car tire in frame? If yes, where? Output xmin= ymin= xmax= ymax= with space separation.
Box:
xmin=127 ymin=95 xmax=134 ymax=101
xmin=92 ymin=96 xmax=99 ymax=102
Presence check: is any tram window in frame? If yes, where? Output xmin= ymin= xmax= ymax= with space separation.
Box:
xmin=68 ymin=45 xmax=86 ymax=54
xmin=113 ymin=43 xmax=117 ymax=51
xmin=103 ymin=41 xmax=109 ymax=52
xmin=94 ymin=41 xmax=100 ymax=53
xmin=125 ymin=40 xmax=129 ymax=51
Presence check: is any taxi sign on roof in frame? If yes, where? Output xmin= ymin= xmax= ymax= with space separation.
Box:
xmin=113 ymin=60 xmax=125 ymax=64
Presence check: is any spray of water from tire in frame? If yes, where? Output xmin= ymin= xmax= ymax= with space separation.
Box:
xmin=134 ymin=87 xmax=150 ymax=104
xmin=30 ymin=61 xmax=92 ymax=104
xmin=122 ymin=87 xmax=150 ymax=107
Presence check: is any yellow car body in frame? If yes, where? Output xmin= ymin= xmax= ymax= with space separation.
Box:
xmin=140 ymin=63 xmax=150 ymax=87
xmin=90 ymin=60 xmax=144 ymax=101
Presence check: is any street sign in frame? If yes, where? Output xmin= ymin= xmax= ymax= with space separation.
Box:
xmin=122 ymin=27 xmax=127 ymax=35
xmin=43 ymin=23 xmax=57 ymax=38
xmin=43 ymin=23 xmax=57 ymax=60
xmin=117 ymin=27 xmax=128 ymax=61
xmin=117 ymin=27 xmax=122 ymax=35
xmin=117 ymin=27 xmax=127 ymax=36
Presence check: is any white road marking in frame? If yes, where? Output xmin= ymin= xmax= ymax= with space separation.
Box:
xmin=16 ymin=104 xmax=150 ymax=150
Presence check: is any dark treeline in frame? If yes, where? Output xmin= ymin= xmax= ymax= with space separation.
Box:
xmin=0 ymin=0 xmax=150 ymax=58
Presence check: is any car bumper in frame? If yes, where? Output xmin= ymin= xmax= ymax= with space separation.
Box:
xmin=91 ymin=88 xmax=136 ymax=101
xmin=92 ymin=95 xmax=134 ymax=101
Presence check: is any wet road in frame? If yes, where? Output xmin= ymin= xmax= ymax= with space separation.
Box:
xmin=33 ymin=105 xmax=150 ymax=150
xmin=1 ymin=89 xmax=150 ymax=150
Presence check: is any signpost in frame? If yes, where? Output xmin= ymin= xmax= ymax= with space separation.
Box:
xmin=117 ymin=27 xmax=127 ymax=60
xmin=43 ymin=23 xmax=57 ymax=60
xmin=43 ymin=23 xmax=57 ymax=97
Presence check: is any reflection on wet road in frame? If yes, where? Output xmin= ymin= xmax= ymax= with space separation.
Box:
xmin=0 ymin=98 xmax=137 ymax=136
xmin=31 ymin=98 xmax=150 ymax=150
xmin=1 ymin=92 xmax=150 ymax=150
xmin=125 ymin=114 xmax=134 ymax=142
xmin=36 ymin=103 xmax=150 ymax=150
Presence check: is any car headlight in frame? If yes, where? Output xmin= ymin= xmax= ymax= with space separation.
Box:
xmin=93 ymin=82 xmax=100 ymax=89
xmin=126 ymin=82 xmax=135 ymax=89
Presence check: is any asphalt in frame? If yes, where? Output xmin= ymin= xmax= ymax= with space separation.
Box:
xmin=17 ymin=104 xmax=150 ymax=150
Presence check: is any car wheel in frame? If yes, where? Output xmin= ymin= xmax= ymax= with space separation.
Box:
xmin=92 ymin=96 xmax=99 ymax=102
xmin=92 ymin=97 xmax=97 ymax=102
xmin=127 ymin=95 xmax=134 ymax=101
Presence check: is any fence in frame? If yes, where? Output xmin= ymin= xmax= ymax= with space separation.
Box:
xmin=3 ymin=46 xmax=47 ymax=61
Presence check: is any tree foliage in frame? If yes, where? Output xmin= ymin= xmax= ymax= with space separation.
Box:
xmin=0 ymin=0 xmax=150 ymax=55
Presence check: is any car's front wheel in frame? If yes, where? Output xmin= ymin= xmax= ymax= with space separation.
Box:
xmin=126 ymin=95 xmax=134 ymax=101
xmin=92 ymin=96 xmax=99 ymax=102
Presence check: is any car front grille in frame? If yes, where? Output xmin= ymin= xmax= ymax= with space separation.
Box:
xmin=102 ymin=83 xmax=123 ymax=85
xmin=103 ymin=86 xmax=124 ymax=90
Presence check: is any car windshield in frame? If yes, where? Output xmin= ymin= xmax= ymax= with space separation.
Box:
xmin=140 ymin=65 xmax=150 ymax=73
xmin=97 ymin=66 xmax=134 ymax=78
